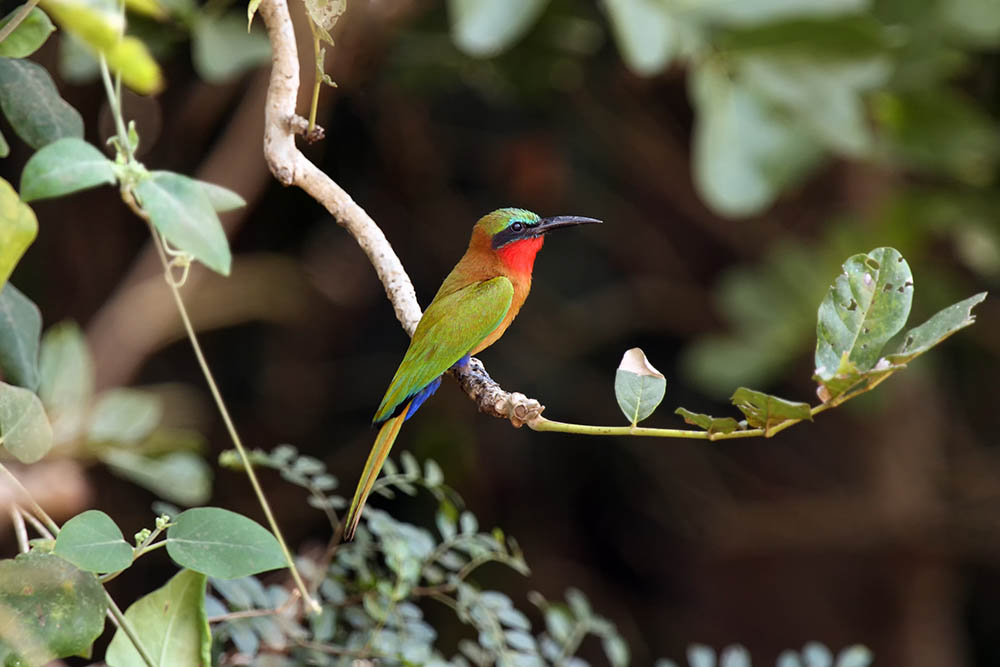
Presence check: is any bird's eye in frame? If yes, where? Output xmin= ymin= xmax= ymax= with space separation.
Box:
xmin=510 ymin=222 xmax=524 ymax=233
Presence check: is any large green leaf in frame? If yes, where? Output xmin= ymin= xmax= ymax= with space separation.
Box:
xmin=191 ymin=13 xmax=272 ymax=83
xmin=135 ymin=171 xmax=232 ymax=275
xmin=815 ymin=248 xmax=913 ymax=382
xmin=20 ymin=137 xmax=116 ymax=202
xmin=0 ymin=550 xmax=107 ymax=663
xmin=88 ymin=388 xmax=162 ymax=443
xmin=54 ymin=510 xmax=134 ymax=573
xmin=0 ymin=57 xmax=83 ymax=148
xmin=38 ymin=320 xmax=94 ymax=413
xmin=448 ymin=0 xmax=549 ymax=57
xmin=0 ymin=6 xmax=56 ymax=57
xmin=105 ymin=569 xmax=211 ymax=667
xmin=100 ymin=449 xmax=212 ymax=506
xmin=887 ymin=292 xmax=987 ymax=365
xmin=166 ymin=507 xmax=286 ymax=579
xmin=0 ymin=283 xmax=41 ymax=389
xmin=604 ymin=0 xmax=677 ymax=76
xmin=0 ymin=177 xmax=37 ymax=290
xmin=730 ymin=387 xmax=811 ymax=434
xmin=690 ymin=59 xmax=821 ymax=217
xmin=0 ymin=380 xmax=52 ymax=462
xmin=614 ymin=347 xmax=666 ymax=425
xmin=39 ymin=0 xmax=164 ymax=94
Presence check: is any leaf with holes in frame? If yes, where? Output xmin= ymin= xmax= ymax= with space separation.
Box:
xmin=814 ymin=247 xmax=912 ymax=392
xmin=135 ymin=171 xmax=231 ymax=275
xmin=105 ymin=569 xmax=210 ymax=667
xmin=54 ymin=510 xmax=133 ymax=573
xmin=166 ymin=507 xmax=285 ymax=579
xmin=0 ymin=381 xmax=52 ymax=462
xmin=0 ymin=550 xmax=107 ymax=663
xmin=0 ymin=283 xmax=41 ymax=390
xmin=20 ymin=137 xmax=116 ymax=202
xmin=675 ymin=407 xmax=742 ymax=435
xmin=887 ymin=292 xmax=987 ymax=365
xmin=730 ymin=387 xmax=811 ymax=434
xmin=614 ymin=347 xmax=666 ymax=425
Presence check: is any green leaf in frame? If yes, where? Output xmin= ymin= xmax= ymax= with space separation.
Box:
xmin=100 ymin=449 xmax=211 ymax=506
xmin=614 ymin=347 xmax=666 ymax=425
xmin=604 ymin=0 xmax=676 ymax=76
xmin=0 ymin=550 xmax=107 ymax=663
xmin=39 ymin=0 xmax=164 ymax=94
xmin=0 ymin=57 xmax=83 ymax=148
xmin=448 ymin=0 xmax=549 ymax=57
xmin=196 ymin=179 xmax=246 ymax=212
xmin=674 ymin=407 xmax=742 ymax=435
xmin=0 ymin=177 xmax=37 ymax=291
xmin=0 ymin=283 xmax=41 ymax=389
xmin=690 ymin=59 xmax=821 ymax=218
xmin=887 ymin=292 xmax=987 ymax=364
xmin=191 ymin=12 xmax=272 ymax=83
xmin=603 ymin=634 xmax=630 ymax=667
xmin=135 ymin=171 xmax=232 ymax=275
xmin=0 ymin=128 xmax=8 ymax=157
xmin=88 ymin=388 xmax=163 ymax=443
xmin=0 ymin=380 xmax=52 ymax=462
xmin=691 ymin=0 xmax=869 ymax=26
xmin=941 ymin=0 xmax=1000 ymax=47
xmin=19 ymin=137 xmax=116 ymax=202
xmin=38 ymin=320 xmax=94 ymax=413
xmin=166 ymin=507 xmax=286 ymax=579
xmin=815 ymin=247 xmax=913 ymax=383
xmin=0 ymin=6 xmax=56 ymax=57
xmin=54 ymin=510 xmax=133 ymax=573
xmin=105 ymin=569 xmax=211 ymax=667
xmin=303 ymin=0 xmax=345 ymax=43
xmin=730 ymin=387 xmax=811 ymax=434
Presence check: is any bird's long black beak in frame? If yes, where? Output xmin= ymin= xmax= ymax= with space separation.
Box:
xmin=536 ymin=215 xmax=603 ymax=233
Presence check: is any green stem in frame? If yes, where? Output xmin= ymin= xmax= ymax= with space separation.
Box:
xmin=139 ymin=213 xmax=320 ymax=614
xmin=307 ymin=20 xmax=322 ymax=132
xmin=105 ymin=592 xmax=157 ymax=667
xmin=530 ymin=417 xmax=766 ymax=440
xmin=98 ymin=55 xmax=134 ymax=162
xmin=0 ymin=0 xmax=41 ymax=45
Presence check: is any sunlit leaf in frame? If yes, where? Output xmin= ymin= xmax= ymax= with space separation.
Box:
xmin=836 ymin=645 xmax=874 ymax=667
xmin=20 ymin=137 xmax=116 ymax=202
xmin=0 ymin=6 xmax=56 ymax=57
xmin=0 ymin=283 xmax=41 ymax=389
xmin=166 ymin=507 xmax=286 ymax=579
xmin=135 ymin=171 xmax=232 ymax=275
xmin=887 ymin=292 xmax=987 ymax=364
xmin=0 ymin=177 xmax=37 ymax=290
xmin=814 ymin=248 xmax=913 ymax=388
xmin=674 ymin=407 xmax=741 ymax=435
xmin=246 ymin=0 xmax=260 ymax=30
xmin=0 ymin=551 xmax=107 ymax=663
xmin=730 ymin=387 xmax=811 ymax=434
xmin=0 ymin=380 xmax=52 ymax=462
xmin=0 ymin=57 xmax=83 ymax=148
xmin=448 ymin=0 xmax=549 ymax=57
xmin=614 ymin=347 xmax=666 ymax=425
xmin=101 ymin=35 xmax=164 ymax=95
xmin=105 ymin=569 xmax=211 ymax=667
xmin=54 ymin=510 xmax=133 ymax=573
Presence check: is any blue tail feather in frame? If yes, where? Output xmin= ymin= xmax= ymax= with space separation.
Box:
xmin=405 ymin=376 xmax=442 ymax=421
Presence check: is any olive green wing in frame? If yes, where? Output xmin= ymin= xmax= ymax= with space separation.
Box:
xmin=373 ymin=277 xmax=514 ymax=423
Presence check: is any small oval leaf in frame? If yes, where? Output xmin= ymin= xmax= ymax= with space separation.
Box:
xmin=166 ymin=507 xmax=286 ymax=579
xmin=20 ymin=137 xmax=116 ymax=202
xmin=54 ymin=509 xmax=133 ymax=573
xmin=0 ymin=6 xmax=56 ymax=58
xmin=614 ymin=347 xmax=666 ymax=425
xmin=0 ymin=380 xmax=52 ymax=463
xmin=0 ymin=57 xmax=83 ymax=148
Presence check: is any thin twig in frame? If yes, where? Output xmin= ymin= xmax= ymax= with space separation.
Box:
xmin=0 ymin=462 xmax=60 ymax=535
xmin=18 ymin=506 xmax=51 ymax=539
xmin=11 ymin=506 xmax=28 ymax=553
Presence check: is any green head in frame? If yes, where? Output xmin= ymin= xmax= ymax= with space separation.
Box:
xmin=475 ymin=207 xmax=602 ymax=251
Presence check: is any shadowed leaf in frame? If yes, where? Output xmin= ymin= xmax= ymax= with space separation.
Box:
xmin=0 ymin=283 xmax=41 ymax=389
xmin=674 ymin=407 xmax=742 ymax=435
xmin=730 ymin=387 xmax=811 ymax=434
xmin=0 ymin=57 xmax=83 ymax=148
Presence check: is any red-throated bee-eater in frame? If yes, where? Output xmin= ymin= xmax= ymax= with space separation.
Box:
xmin=344 ymin=208 xmax=601 ymax=539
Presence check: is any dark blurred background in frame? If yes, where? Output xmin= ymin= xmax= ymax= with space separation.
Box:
xmin=3 ymin=0 xmax=1000 ymax=664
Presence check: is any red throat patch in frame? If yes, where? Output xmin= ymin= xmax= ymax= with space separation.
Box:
xmin=496 ymin=237 xmax=545 ymax=275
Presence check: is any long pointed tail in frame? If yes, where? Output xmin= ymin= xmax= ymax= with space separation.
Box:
xmin=344 ymin=401 xmax=412 ymax=540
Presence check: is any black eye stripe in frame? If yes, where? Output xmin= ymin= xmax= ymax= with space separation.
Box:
xmin=490 ymin=220 xmax=536 ymax=249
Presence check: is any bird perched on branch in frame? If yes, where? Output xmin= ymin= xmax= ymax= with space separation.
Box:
xmin=344 ymin=208 xmax=601 ymax=539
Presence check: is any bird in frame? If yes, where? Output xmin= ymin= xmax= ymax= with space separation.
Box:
xmin=343 ymin=207 xmax=601 ymax=539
